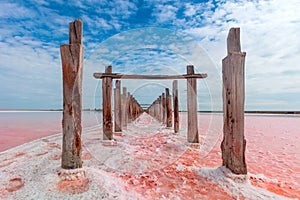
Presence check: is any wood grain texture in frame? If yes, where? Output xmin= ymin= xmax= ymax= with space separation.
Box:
xmin=159 ymin=96 xmax=162 ymax=122
xmin=166 ymin=88 xmax=172 ymax=127
xmin=102 ymin=66 xmax=113 ymax=140
xmin=227 ymin=27 xmax=241 ymax=54
xmin=221 ymin=28 xmax=247 ymax=174
xmin=114 ymin=80 xmax=122 ymax=132
xmin=69 ymin=19 xmax=82 ymax=44
xmin=162 ymin=93 xmax=166 ymax=125
xmin=61 ymin=19 xmax=83 ymax=169
xmin=93 ymin=73 xmax=207 ymax=79
xmin=122 ymin=87 xmax=127 ymax=128
xmin=127 ymin=92 xmax=132 ymax=123
xmin=187 ymin=65 xmax=199 ymax=143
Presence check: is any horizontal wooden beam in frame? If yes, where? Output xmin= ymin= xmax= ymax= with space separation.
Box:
xmin=93 ymin=73 xmax=207 ymax=79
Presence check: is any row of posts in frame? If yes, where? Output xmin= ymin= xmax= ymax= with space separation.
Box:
xmin=146 ymin=81 xmax=179 ymax=133
xmin=101 ymin=64 xmax=199 ymax=143
xmin=104 ymin=66 xmax=144 ymax=140
xmin=114 ymin=79 xmax=144 ymax=133
xmin=60 ymin=19 xmax=247 ymax=175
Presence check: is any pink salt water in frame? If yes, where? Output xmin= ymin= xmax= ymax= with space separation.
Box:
xmin=0 ymin=111 xmax=299 ymax=198
xmin=0 ymin=111 xmax=99 ymax=152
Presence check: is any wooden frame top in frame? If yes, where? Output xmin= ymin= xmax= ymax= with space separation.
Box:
xmin=93 ymin=73 xmax=207 ymax=79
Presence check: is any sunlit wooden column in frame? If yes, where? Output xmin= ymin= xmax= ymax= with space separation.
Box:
xmin=221 ymin=28 xmax=247 ymax=174
xmin=155 ymin=98 xmax=160 ymax=121
xmin=127 ymin=92 xmax=132 ymax=123
xmin=122 ymin=87 xmax=127 ymax=129
xmin=158 ymin=95 xmax=162 ymax=122
xmin=114 ymin=80 xmax=122 ymax=132
xmin=102 ymin=66 xmax=113 ymax=140
xmin=166 ymin=88 xmax=172 ymax=127
xmin=162 ymin=93 xmax=166 ymax=124
xmin=187 ymin=65 xmax=199 ymax=143
xmin=60 ymin=19 xmax=83 ymax=169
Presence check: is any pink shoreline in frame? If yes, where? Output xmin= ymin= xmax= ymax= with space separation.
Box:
xmin=0 ymin=113 xmax=299 ymax=198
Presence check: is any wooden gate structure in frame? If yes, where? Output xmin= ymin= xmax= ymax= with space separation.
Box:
xmin=60 ymin=19 xmax=247 ymax=175
xmin=93 ymin=65 xmax=207 ymax=143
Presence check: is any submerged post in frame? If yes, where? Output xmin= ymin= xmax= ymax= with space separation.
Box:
xmin=102 ymin=66 xmax=113 ymax=140
xmin=60 ymin=19 xmax=83 ymax=169
xmin=166 ymin=88 xmax=172 ymax=127
xmin=221 ymin=28 xmax=247 ymax=174
xmin=187 ymin=65 xmax=199 ymax=143
xmin=173 ymin=80 xmax=179 ymax=133
xmin=114 ymin=80 xmax=122 ymax=132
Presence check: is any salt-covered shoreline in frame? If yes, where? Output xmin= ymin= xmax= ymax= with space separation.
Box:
xmin=0 ymin=113 xmax=298 ymax=199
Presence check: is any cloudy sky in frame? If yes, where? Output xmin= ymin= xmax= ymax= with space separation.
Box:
xmin=0 ymin=0 xmax=299 ymax=111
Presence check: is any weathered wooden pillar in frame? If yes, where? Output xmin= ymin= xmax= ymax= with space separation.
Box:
xmin=221 ymin=28 xmax=247 ymax=174
xmin=162 ymin=93 xmax=166 ymax=124
xmin=166 ymin=88 xmax=172 ymax=127
xmin=155 ymin=99 xmax=160 ymax=121
xmin=158 ymin=96 xmax=162 ymax=122
xmin=122 ymin=87 xmax=127 ymax=129
xmin=173 ymin=80 xmax=179 ymax=133
xmin=133 ymin=97 xmax=138 ymax=120
xmin=127 ymin=92 xmax=132 ymax=123
xmin=131 ymin=96 xmax=135 ymax=120
xmin=114 ymin=80 xmax=122 ymax=132
xmin=153 ymin=100 xmax=156 ymax=119
xmin=60 ymin=19 xmax=83 ymax=169
xmin=102 ymin=66 xmax=113 ymax=140
xmin=151 ymin=100 xmax=155 ymax=118
xmin=187 ymin=65 xmax=199 ymax=143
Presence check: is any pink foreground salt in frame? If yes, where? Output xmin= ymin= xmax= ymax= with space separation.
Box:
xmin=0 ymin=112 xmax=299 ymax=199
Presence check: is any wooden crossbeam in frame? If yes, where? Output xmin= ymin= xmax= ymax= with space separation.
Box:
xmin=93 ymin=73 xmax=207 ymax=79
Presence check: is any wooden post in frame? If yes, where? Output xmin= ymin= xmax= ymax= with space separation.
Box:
xmin=221 ymin=28 xmax=247 ymax=174
xmin=173 ymin=80 xmax=179 ymax=133
xmin=127 ymin=92 xmax=132 ymax=123
xmin=60 ymin=19 xmax=83 ymax=169
xmin=153 ymin=99 xmax=156 ymax=120
xmin=187 ymin=65 xmax=199 ymax=143
xmin=158 ymin=96 xmax=162 ymax=122
xmin=114 ymin=88 xmax=116 ymax=127
xmin=130 ymin=95 xmax=134 ymax=120
xmin=155 ymin=99 xmax=160 ymax=121
xmin=102 ymin=66 xmax=113 ymax=140
xmin=114 ymin=80 xmax=122 ymax=132
xmin=133 ymin=97 xmax=137 ymax=120
xmin=122 ymin=87 xmax=127 ymax=129
xmin=166 ymin=88 xmax=172 ymax=127
xmin=162 ymin=93 xmax=166 ymax=124
xmin=151 ymin=100 xmax=155 ymax=118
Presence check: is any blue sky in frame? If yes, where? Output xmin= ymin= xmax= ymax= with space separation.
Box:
xmin=0 ymin=0 xmax=299 ymax=111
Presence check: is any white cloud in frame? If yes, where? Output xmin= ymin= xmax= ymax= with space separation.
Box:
xmin=177 ymin=0 xmax=300 ymax=110
xmin=1 ymin=0 xmax=299 ymax=110
xmin=84 ymin=27 xmax=221 ymax=110
xmin=152 ymin=4 xmax=178 ymax=23
xmin=0 ymin=2 xmax=37 ymax=19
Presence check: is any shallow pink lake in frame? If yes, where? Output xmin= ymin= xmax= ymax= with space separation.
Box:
xmin=0 ymin=111 xmax=299 ymax=198
xmin=0 ymin=111 xmax=100 ymax=152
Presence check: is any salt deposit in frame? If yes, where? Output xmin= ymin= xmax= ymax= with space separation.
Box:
xmin=0 ymin=113 xmax=298 ymax=199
